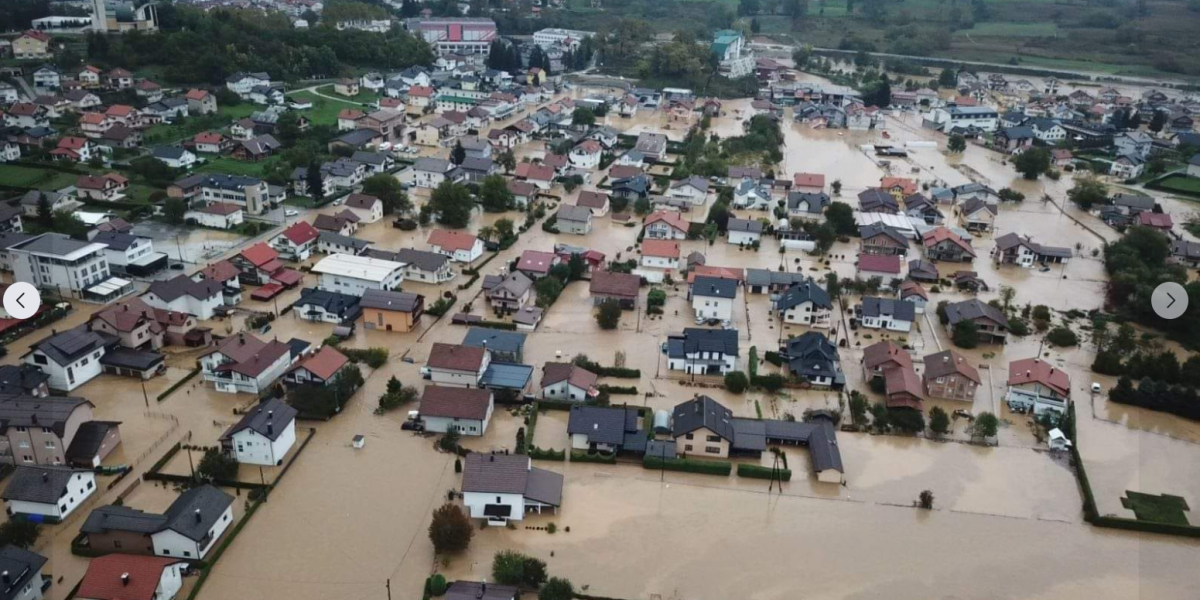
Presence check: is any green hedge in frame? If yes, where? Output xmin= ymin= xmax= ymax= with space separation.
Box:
xmin=597 ymin=366 xmax=640 ymax=378
xmin=737 ymin=463 xmax=792 ymax=481
xmin=527 ymin=446 xmax=566 ymax=461
xmin=643 ymin=456 xmax=731 ymax=476
xmin=475 ymin=320 xmax=517 ymax=331
xmin=340 ymin=348 xmax=388 ymax=368
xmin=571 ymin=450 xmax=617 ymax=464
xmin=157 ymin=367 xmax=201 ymax=402
xmin=536 ymin=398 xmax=578 ymax=411
xmin=764 ymin=351 xmax=783 ymax=367
xmin=598 ymin=384 xmax=638 ymax=395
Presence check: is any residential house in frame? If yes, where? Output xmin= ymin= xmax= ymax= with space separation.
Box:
xmin=460 ymin=453 xmax=563 ymax=525
xmin=541 ymin=363 xmax=598 ymax=402
xmin=485 ymin=270 xmax=534 ymax=315
xmin=775 ymin=279 xmax=832 ymax=328
xmin=199 ymin=334 xmax=292 ymax=395
xmin=639 ymin=239 xmax=680 ymax=283
xmin=192 ymin=132 xmax=227 ymax=154
xmin=428 ymin=230 xmax=484 ymax=263
xmin=643 ymin=211 xmax=688 ymax=240
xmin=668 ymin=176 xmax=710 ymax=205
xmin=76 ymin=555 xmax=186 ymax=600
xmin=576 ymin=190 xmax=610 ymax=217
xmin=859 ymin=223 xmax=909 ymax=256
xmin=141 ymin=276 xmax=222 ymax=320
xmin=80 ymin=485 xmax=234 ymax=559
xmin=377 ymin=248 xmax=455 ymax=284
xmin=150 ymin=147 xmax=196 ymax=169
xmin=8 ymin=233 xmax=126 ymax=303
xmin=0 ymin=547 xmax=46 ymax=600
xmin=231 ymin=135 xmax=281 ymax=162
xmin=995 ymin=126 xmax=1035 ymax=154
xmin=1136 ymin=211 xmax=1173 ymax=232
xmin=903 ymin=195 xmax=944 ymax=225
xmin=1169 ymin=239 xmax=1200 ymax=269
xmin=75 ymin=173 xmax=128 ymax=202
xmin=733 ymin=180 xmax=772 ymax=210
xmin=311 ymin=254 xmax=405 ymax=297
xmin=89 ymin=297 xmax=205 ymax=350
xmin=514 ymin=162 xmax=555 ymax=189
xmin=1110 ymin=153 xmax=1146 ymax=179
xmin=312 ymin=211 xmax=360 ymax=237
xmin=343 ymin=194 xmax=384 ymax=224
xmin=2 ymin=465 xmax=96 ymax=522
xmin=1006 ymin=358 xmax=1071 ymax=416
xmin=50 ymin=137 xmax=95 ymax=163
xmin=861 ymin=340 xmax=911 ymax=382
xmin=923 ymin=350 xmax=980 ymax=402
xmin=185 ymin=89 xmax=217 ymax=115
xmin=567 ymin=405 xmax=644 ymax=453
xmin=92 ymin=231 xmax=167 ymax=277
xmin=944 ymin=299 xmax=1009 ymax=344
xmin=880 ymin=177 xmax=918 ymax=202
xmin=690 ymin=276 xmax=738 ymax=322
xmin=0 ymin=395 xmax=121 ymax=467
xmin=360 ymin=289 xmax=424 ymax=333
xmin=217 ymin=397 xmax=297 ymax=466
xmin=317 ymin=232 xmax=371 ymax=256
xmin=22 ymin=327 xmax=107 ymax=392
xmin=994 ymin=232 xmax=1072 ymax=267
xmin=907 ymin=259 xmax=939 ymax=282
xmin=269 ymin=222 xmax=320 ymax=262
xmin=293 ymin=288 xmax=362 ymax=324
xmin=14 ymin=30 xmax=52 ymax=60
xmin=589 ymin=270 xmax=640 ymax=308
xmin=859 ymin=296 xmax=916 ymax=333
xmin=787 ymin=192 xmax=830 ymax=221
xmin=922 ymin=227 xmax=976 ymax=262
xmin=666 ymin=328 xmax=739 ymax=375
xmin=555 ymin=205 xmax=593 ymax=235
xmin=1114 ymin=131 xmax=1154 ymax=160
xmin=411 ymin=158 xmax=456 ymax=188
xmin=857 ymin=253 xmax=902 ymax=282
xmin=884 ymin=365 xmax=924 ymax=411
xmin=3 ymin=104 xmax=49 ymax=129
xmin=727 ymin=218 xmax=763 ymax=246
xmin=781 ymin=331 xmax=843 ymax=388
xmin=610 ymin=174 xmax=651 ymax=202
xmin=420 ymin=386 xmax=493 ymax=436
xmin=515 ymin=250 xmax=560 ymax=280
xmin=858 ymin=189 xmax=899 ymax=214
xmin=185 ymin=203 xmax=243 ymax=230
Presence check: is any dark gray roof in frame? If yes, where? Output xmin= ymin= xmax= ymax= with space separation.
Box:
xmin=28 ymin=326 xmax=106 ymax=366
xmin=691 ymin=275 xmax=738 ymax=299
xmin=858 ymin=188 xmax=898 ymax=211
xmin=350 ymin=150 xmax=388 ymax=166
xmin=0 ymin=395 xmax=91 ymax=437
xmin=567 ymin=405 xmax=639 ymax=446
xmin=296 ymin=287 xmax=362 ymax=320
xmin=445 ymin=581 xmax=520 ymax=600
xmin=12 ymin=232 xmax=94 ymax=257
xmin=0 ymin=232 xmax=32 ymax=252
xmin=147 ymin=274 xmax=222 ymax=303
xmin=99 ymin=348 xmax=164 ymax=371
xmin=959 ymin=197 xmax=997 ymax=217
xmin=220 ymin=397 xmax=296 ymax=442
xmin=162 ymin=485 xmax=234 ymax=541
xmin=360 ymin=288 xmax=423 ymax=312
xmin=65 ymin=421 xmax=120 ymax=464
xmin=0 ymin=365 xmax=49 ymax=396
xmin=1 ymin=465 xmax=87 ymax=504
xmin=862 ymin=296 xmax=916 ymax=321
xmin=999 ymin=126 xmax=1034 ymax=140
xmin=459 ymin=156 xmax=494 ymax=173
xmin=414 ymin=157 xmax=453 ymax=173
xmin=669 ymin=328 xmax=739 ymax=358
xmin=0 ymin=546 xmax=47 ymax=600
xmin=318 ymin=231 xmax=371 ymax=251
xmin=81 ymin=504 xmax=169 ymax=534
xmin=461 ymin=453 xmax=563 ymax=506
xmin=787 ymin=191 xmax=830 ymax=213
xmin=745 ymin=268 xmax=809 ymax=288
xmin=907 ymin=259 xmax=939 ymax=279
xmin=556 ymin=204 xmax=592 ymax=223
xmin=91 ymin=230 xmax=141 ymax=252
xmin=775 ymin=279 xmax=830 ymax=311
xmin=672 ymin=395 xmax=735 ymax=442
xmin=462 ymin=328 xmax=526 ymax=354
xmin=18 ymin=190 xmax=65 ymax=207
xmin=944 ymin=298 xmax=1009 ymax=328
xmin=1111 ymin=193 xmax=1155 ymax=210
xmin=727 ymin=217 xmax=763 ymax=233
xmin=384 ymin=248 xmax=450 ymax=272
xmin=333 ymin=129 xmax=381 ymax=147
xmin=784 ymin=332 xmax=839 ymax=379
xmin=151 ymin=146 xmax=190 ymax=160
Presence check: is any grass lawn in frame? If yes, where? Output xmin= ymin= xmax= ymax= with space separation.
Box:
xmin=955 ymin=22 xmax=1059 ymax=37
xmin=124 ymin=184 xmax=164 ymax=203
xmin=143 ymin=103 xmax=259 ymax=146
xmin=316 ymin=84 xmax=380 ymax=105
xmin=195 ymin=156 xmax=279 ymax=178
xmin=284 ymin=195 xmax=317 ymax=208
xmin=0 ymin=164 xmax=83 ymax=191
xmin=286 ymin=90 xmax=364 ymax=127
xmin=1120 ymin=491 xmax=1191 ymax=525
xmin=1152 ymin=174 xmax=1200 ymax=196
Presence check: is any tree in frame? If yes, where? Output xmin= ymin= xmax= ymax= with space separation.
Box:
xmin=739 ymin=0 xmax=761 ymax=14
xmin=362 ymin=174 xmax=411 ymax=215
xmin=724 ymin=371 xmax=749 ymax=393
xmin=0 ymin=517 xmax=40 ymax=549
xmin=479 ymin=174 xmax=514 ymax=212
xmin=164 ymin=197 xmax=188 ymax=225
xmin=1047 ymin=326 xmax=1079 ymax=347
xmin=36 ymin=193 xmax=53 ymax=228
xmin=535 ymin=276 xmax=564 ymax=308
xmin=750 ymin=17 xmax=761 ymax=33
xmin=494 ymin=218 xmax=515 ymax=241
xmin=918 ymin=490 xmax=935 ymax=509
xmin=1067 ymin=176 xmax=1108 ymax=210
xmin=429 ymin=181 xmax=474 ymax=228
xmin=493 ymin=550 xmax=547 ymax=587
xmin=1013 ymin=148 xmax=1051 ymax=180
xmin=572 ymin=107 xmax=596 ymax=126
xmin=450 ymin=140 xmax=466 ymax=165
xmin=929 ymin=406 xmax=950 ymax=435
xmin=567 ymin=253 xmax=586 ymax=281
xmin=428 ymin=503 xmax=473 ymax=554
xmin=999 ymin=284 xmax=1017 ymax=312
xmin=952 ymin=320 xmax=979 ymax=348
xmin=1148 ymin=110 xmax=1167 ymax=133
xmin=305 ymin=162 xmax=324 ymax=202
xmin=438 ymin=429 xmax=460 ymax=452
xmin=848 ymin=391 xmax=869 ymax=426
xmin=596 ymin=299 xmax=622 ymax=329
xmin=870 ymin=402 xmax=890 ymax=432
xmin=498 ymin=149 xmax=516 ymax=174
xmin=947 ymin=134 xmax=967 ymax=153
xmin=971 ymin=412 xmax=999 ymax=439
xmin=792 ymin=44 xmax=812 ymax=68
xmin=198 ymin=448 xmax=238 ymax=481
xmin=539 ymin=578 xmax=575 ymax=600
xmin=889 ymin=409 xmax=926 ymax=433
xmin=937 ymin=67 xmax=958 ymax=88
xmin=478 ymin=226 xmax=495 ymax=242
xmin=824 ymin=201 xmax=856 ymax=235
xmin=997 ymin=187 xmax=1025 ymax=202
xmin=634 ymin=197 xmax=652 ymax=215
xmin=831 ymin=179 xmax=842 ymax=195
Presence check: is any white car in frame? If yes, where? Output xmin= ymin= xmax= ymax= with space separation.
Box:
xmin=284 ymin=209 xmax=299 ymax=217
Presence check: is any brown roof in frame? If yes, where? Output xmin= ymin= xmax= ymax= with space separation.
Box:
xmin=643 ymin=211 xmax=687 ymax=232
xmin=78 ymin=555 xmax=184 ymax=600
xmin=198 ymin=260 xmax=239 ymax=283
xmin=213 ymin=340 xmax=290 ymax=378
xmin=884 ymin=366 xmax=924 ymax=409
xmin=540 ymin=362 xmax=598 ymax=391
xmin=608 ymin=165 xmax=643 ymax=179
xmin=1007 ymin=358 xmax=1070 ymax=397
xmin=793 ymin=172 xmax=825 ymax=188
xmin=862 ymin=341 xmax=912 ymax=372
xmin=419 ymin=385 xmax=491 ymax=420
xmin=922 ymin=227 xmax=976 ymax=257
xmin=345 ymin=193 xmax=379 ymax=210
xmin=427 ymin=229 xmax=478 ymax=252
xmin=576 ymin=190 xmax=609 ymax=209
xmin=288 ymin=345 xmax=349 ymax=381
xmin=427 ymin=343 xmax=485 ymax=372
xmin=589 ymin=270 xmax=640 ymax=298
xmin=641 ymin=239 xmax=680 ymax=259
xmin=922 ymin=350 xmax=981 ymax=384
xmin=507 ymin=179 xmax=537 ymax=197
xmin=204 ymin=333 xmax=267 ymax=363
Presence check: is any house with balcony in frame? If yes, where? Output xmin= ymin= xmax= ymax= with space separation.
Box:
xmin=775 ymin=279 xmax=831 ymax=328
xmin=199 ymin=334 xmax=292 ymax=395
xmin=1006 ymin=358 xmax=1070 ymax=416
xmin=944 ymin=299 xmax=1009 ymax=344
xmin=666 ymin=328 xmax=739 ymax=376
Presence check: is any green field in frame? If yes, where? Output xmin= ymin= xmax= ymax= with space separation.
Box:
xmin=956 ymin=21 xmax=1060 ymax=37
xmin=1121 ymin=491 xmax=1191 ymax=525
xmin=0 ymin=164 xmax=81 ymax=191
xmin=1153 ymin=174 xmax=1200 ymax=196
xmin=317 ymin=84 xmax=380 ymax=105
xmin=143 ymin=104 xmax=259 ymax=146
xmin=286 ymin=90 xmax=365 ymax=127
xmin=195 ymin=156 xmax=279 ymax=178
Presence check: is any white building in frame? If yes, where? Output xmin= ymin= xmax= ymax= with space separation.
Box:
xmin=2 ymin=466 xmax=96 ymax=522
xmin=218 ymin=398 xmax=297 ymax=466
xmin=775 ymin=279 xmax=832 ymax=329
xmin=860 ymin=297 xmax=916 ymax=333
xmin=23 ymin=326 xmax=107 ymax=392
xmin=711 ymin=29 xmax=755 ymax=78
xmin=199 ymin=334 xmax=293 ymax=395
xmin=427 ymin=230 xmax=483 ymax=263
xmin=9 ymin=233 xmax=115 ymax=301
xmin=532 ymin=28 xmax=595 ymax=50
xmin=148 ymin=486 xmax=234 ymax=560
xmin=930 ymin=106 xmax=999 ymax=132
xmin=726 ymin=218 xmax=763 ymax=246
xmin=690 ymin=276 xmax=737 ymax=322
xmin=312 ymin=254 xmax=405 ymax=296
xmin=540 ymin=362 xmax=598 ymax=401
xmin=404 ymin=18 xmax=497 ymax=62
xmin=185 ymin=203 xmax=244 ymax=230
xmin=225 ymin=72 xmax=271 ymax=98
xmin=426 ymin=343 xmax=489 ymax=388
xmin=460 ymin=453 xmax=563 ymax=525
xmin=665 ymin=328 xmax=739 ymax=376
xmin=419 ymin=386 xmax=493 ymax=436
xmin=142 ymin=275 xmax=223 ymax=321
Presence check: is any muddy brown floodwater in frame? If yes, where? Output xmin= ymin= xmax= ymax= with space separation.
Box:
xmin=5 ymin=78 xmax=1199 ymax=600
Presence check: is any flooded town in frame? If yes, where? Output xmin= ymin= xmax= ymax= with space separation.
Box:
xmin=0 ymin=4 xmax=1199 ymax=600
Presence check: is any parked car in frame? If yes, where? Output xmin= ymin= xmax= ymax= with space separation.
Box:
xmin=285 ymin=209 xmax=299 ymax=217
xmin=420 ymin=366 xmax=431 ymax=379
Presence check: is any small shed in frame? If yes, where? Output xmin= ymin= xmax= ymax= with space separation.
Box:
xmin=353 ymin=435 xmax=366 ymax=449
xmin=645 ymin=439 xmax=677 ymax=460
xmin=1047 ymin=428 xmax=1071 ymax=451
xmin=653 ymin=410 xmax=671 ymax=435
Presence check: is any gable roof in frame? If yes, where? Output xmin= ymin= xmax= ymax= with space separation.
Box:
xmin=641 ymin=239 xmax=680 ymax=259
xmin=462 ymin=328 xmax=526 ymax=355
xmin=859 ymin=222 xmax=908 ymax=246
xmin=279 ymin=221 xmax=319 ymax=245
xmin=541 ymin=362 xmax=598 ymax=391
xmin=944 ymin=298 xmax=1008 ymax=328
xmin=576 ymin=190 xmax=609 ymax=209
xmin=672 ymin=395 xmax=734 ymax=441
xmin=360 ymin=289 xmax=423 ymax=312
xmin=556 ymin=204 xmax=592 ymax=223
xmin=691 ymin=275 xmax=738 ymax=299
xmin=420 ymin=386 xmax=491 ymax=420
xmin=589 ymin=270 xmax=640 ymax=298
xmin=922 ymin=227 xmax=976 ymax=256
xmin=727 ymin=217 xmax=763 ymax=234
xmin=28 ymin=326 xmax=106 ymax=366
xmin=862 ymin=296 xmax=916 ymax=322
xmin=566 ymin=405 xmax=635 ymax=445
xmin=1 ymin=465 xmax=87 ymax=504
xmin=776 ymin=279 xmax=830 ymax=310
xmin=288 ymin=345 xmax=349 ymax=381
xmin=78 ymin=555 xmax=184 ymax=600
xmin=923 ymin=350 xmax=981 ymax=384
xmin=857 ymin=253 xmax=901 ymax=274
xmin=428 ymin=343 xmax=486 ymax=372
xmin=643 ymin=211 xmax=687 ymax=232
xmin=220 ymin=397 xmax=297 ymax=442
xmin=863 ymin=341 xmax=912 ymax=371
xmin=427 ymin=229 xmax=478 ymax=252
xmin=161 ymin=485 xmax=234 ymax=541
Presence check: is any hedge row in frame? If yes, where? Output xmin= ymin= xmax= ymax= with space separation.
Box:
xmin=570 ymin=450 xmax=617 ymax=464
xmin=156 ymin=367 xmax=201 ymax=402
xmin=763 ymin=351 xmax=783 ymax=367
xmin=598 ymin=384 xmax=638 ymax=395
xmin=527 ymin=446 xmax=566 ymax=461
xmin=596 ymin=366 xmax=640 ymax=378
xmin=536 ymin=398 xmax=578 ymax=411
xmin=340 ymin=348 xmax=388 ymax=369
xmin=643 ymin=456 xmax=731 ymax=476
xmin=737 ymin=463 xmax=792 ymax=481
xmin=475 ymin=320 xmax=517 ymax=331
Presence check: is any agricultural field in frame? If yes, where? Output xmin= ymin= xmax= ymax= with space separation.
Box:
xmin=286 ymin=90 xmax=365 ymax=127
xmin=196 ymin=156 xmax=280 ymax=178
xmin=142 ymin=103 xmax=258 ymax=146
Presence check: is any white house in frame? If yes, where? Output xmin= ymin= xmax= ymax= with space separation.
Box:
xmin=92 ymin=231 xmax=167 ymax=278
xmin=410 ymin=157 xmax=455 ymax=188
xmin=568 ymin=139 xmax=602 ymax=170
xmin=23 ymin=327 xmax=107 ymax=392
xmin=426 ymin=343 xmax=489 ymax=388
xmin=638 ymin=239 xmax=680 ymax=283
xmin=1110 ymin=153 xmax=1146 ymax=179
xmin=643 ymin=212 xmax=689 ymax=240
xmin=775 ymin=279 xmax=832 ymax=328
xmin=555 ymin=205 xmax=593 ymax=235
xmin=428 ymin=229 xmax=483 ymax=263
xmin=343 ymin=193 xmax=384 ymax=224
xmin=460 ymin=453 xmax=563 ymax=525
xmin=726 ymin=218 xmax=763 ymax=246
xmin=142 ymin=275 xmax=223 ymax=321
xmin=218 ymin=397 xmax=297 ymax=466
xmin=199 ymin=334 xmax=293 ymax=395
xmin=733 ymin=180 xmax=772 ymax=210
xmin=690 ymin=276 xmax=737 ymax=322
xmin=148 ymin=486 xmax=234 ymax=560
xmin=667 ymin=176 xmax=710 ymax=205
xmin=419 ymin=385 xmax=493 ymax=436
xmin=9 ymin=233 xmax=117 ymax=301
xmin=0 ymin=546 xmax=45 ymax=600
xmin=225 ymin=72 xmax=271 ymax=98
xmin=1006 ymin=358 xmax=1071 ymax=416
xmin=151 ymin=146 xmax=196 ymax=169
xmin=2 ymin=466 xmax=96 ymax=522
xmin=540 ymin=362 xmax=598 ymax=401
xmin=312 ymin=254 xmax=404 ymax=296
xmin=666 ymin=328 xmax=739 ymax=375
xmin=77 ymin=555 xmax=185 ymax=600
xmin=185 ymin=203 xmax=244 ymax=230
xmin=860 ymin=297 xmax=916 ymax=333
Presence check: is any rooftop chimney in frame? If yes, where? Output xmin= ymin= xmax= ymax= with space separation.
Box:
xmin=41 ymin=472 xmax=48 ymax=483
xmin=194 ymin=508 xmax=202 ymax=522
xmin=2 ymin=571 xmax=9 ymax=584
xmin=267 ymin=423 xmax=273 ymax=436
xmin=121 ymin=573 xmax=130 ymax=586
xmin=943 ymin=356 xmax=949 ymax=363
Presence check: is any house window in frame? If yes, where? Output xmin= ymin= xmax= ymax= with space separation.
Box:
xmin=706 ymin=435 xmax=720 ymax=442
xmin=184 ymin=551 xmax=191 ymax=557
xmin=684 ymin=433 xmax=694 ymax=440
xmin=87 ymin=481 xmax=93 ymax=490
xmin=44 ymin=441 xmax=55 ymax=449
xmin=496 ymin=496 xmax=501 ymax=503
xmin=705 ymin=446 xmax=721 ymax=454
xmin=684 ymin=444 xmax=693 ymax=452
xmin=114 ymin=540 xmax=123 ymax=548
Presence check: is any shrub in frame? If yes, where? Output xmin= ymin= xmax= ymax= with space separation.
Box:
xmin=427 ymin=295 xmax=457 ymax=317
xmin=428 ymin=503 xmax=473 ymax=554
xmin=737 ymin=463 xmax=792 ymax=481
xmin=527 ymin=446 xmax=566 ymax=461
xmin=643 ymin=456 xmax=732 ymax=475
xmin=596 ymin=299 xmax=622 ymax=329
xmin=341 ymin=347 xmax=389 ymax=368
xmin=724 ymin=371 xmax=749 ymax=393
xmin=429 ymin=574 xmax=447 ymax=596
xmin=889 ymin=408 xmax=926 ymax=433
xmin=570 ymin=450 xmax=617 ymax=464
xmin=952 ymin=320 xmax=979 ymax=349
xmin=918 ymin=490 xmax=935 ymax=509
xmin=1008 ymin=318 xmax=1031 ymax=336
xmin=971 ymin=412 xmax=1000 ymax=439
xmin=763 ymin=351 xmax=783 ymax=367
xmin=597 ymin=384 xmax=638 ymax=395
xmin=1032 ymin=304 xmax=1051 ymax=322
xmin=0 ymin=516 xmax=40 ymax=549
xmin=929 ymin=406 xmax=950 ymax=435
xmin=752 ymin=373 xmax=785 ymax=392
xmin=538 ymin=578 xmax=574 ymax=600
xmin=198 ymin=448 xmax=239 ymax=481
xmin=438 ymin=430 xmax=460 ymax=452
xmin=1047 ymin=326 xmax=1079 ymax=347
xmin=647 ymin=288 xmax=666 ymax=307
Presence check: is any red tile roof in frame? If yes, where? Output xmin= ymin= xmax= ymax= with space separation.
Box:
xmin=289 ymin=345 xmax=349 ymax=380
xmin=517 ymin=250 xmax=557 ymax=274
xmin=793 ymin=172 xmax=825 ymax=188
xmin=641 ymin=239 xmax=681 ymax=259
xmin=516 ymin=162 xmax=554 ymax=181
xmin=921 ymin=227 xmax=976 ymax=257
xmin=1137 ymin=212 xmax=1173 ymax=229
xmin=240 ymin=242 xmax=279 ymax=267
xmin=589 ymin=270 xmax=640 ymax=298
xmin=686 ymin=265 xmax=744 ymax=284
xmin=20 ymin=30 xmax=51 ymax=43
xmin=199 ymin=260 xmax=239 ymax=282
xmin=419 ymin=385 xmax=491 ymax=420
xmin=197 ymin=202 xmax=241 ymax=216
xmin=185 ymin=89 xmax=210 ymax=101
xmin=105 ymin=104 xmax=134 ymax=117
xmin=880 ymin=177 xmax=918 ymax=195
xmin=428 ymin=343 xmax=486 ymax=372
xmin=643 ymin=211 xmax=688 ymax=232
xmin=1007 ymin=358 xmax=1070 ymax=397
xmin=408 ymin=85 xmax=434 ymax=98
xmin=78 ymin=555 xmax=183 ymax=600
xmin=280 ymin=221 xmax=319 ymax=245
xmin=576 ymin=190 xmax=609 ymax=209
xmin=863 ymin=341 xmax=912 ymax=371
xmin=194 ymin=131 xmax=224 ymax=145
xmin=858 ymin=253 xmax=902 ymax=274
xmin=427 ymin=229 xmax=478 ymax=252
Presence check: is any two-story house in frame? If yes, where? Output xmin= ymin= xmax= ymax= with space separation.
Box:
xmin=775 ymin=279 xmax=832 ymax=328
xmin=1006 ymin=357 xmax=1070 ymax=416
xmin=923 ymin=350 xmax=980 ymax=402
xmin=666 ymin=328 xmax=739 ymax=376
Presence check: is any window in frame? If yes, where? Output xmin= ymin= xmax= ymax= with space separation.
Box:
xmin=114 ymin=540 xmax=123 ymax=548
xmin=496 ymin=496 xmax=501 ymax=503
xmin=705 ymin=446 xmax=721 ymax=454
xmin=60 ymin=504 xmax=67 ymax=511
xmin=937 ymin=377 xmax=945 ymax=383
xmin=18 ymin=441 xmax=28 ymax=449
xmin=184 ymin=551 xmax=191 ymax=557
xmin=163 ymin=549 xmax=170 ymax=555
xmin=684 ymin=444 xmax=693 ymax=452
xmin=87 ymin=481 xmax=93 ymax=490
xmin=44 ymin=441 xmax=55 ymax=449
xmin=684 ymin=433 xmax=694 ymax=440
xmin=706 ymin=435 xmax=720 ymax=443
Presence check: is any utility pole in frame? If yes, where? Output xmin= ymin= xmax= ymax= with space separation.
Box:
xmin=259 ymin=466 xmax=267 ymax=502
xmin=386 ymin=579 xmax=392 ymax=600
xmin=186 ymin=445 xmax=196 ymax=480
xmin=141 ymin=380 xmax=149 ymax=408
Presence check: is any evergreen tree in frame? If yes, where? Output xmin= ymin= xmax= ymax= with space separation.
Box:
xmin=306 ymin=162 xmax=324 ymax=202
xmin=450 ymin=140 xmax=466 ymax=165
xmin=1148 ymin=110 xmax=1167 ymax=133
xmin=36 ymin=193 xmax=53 ymax=228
